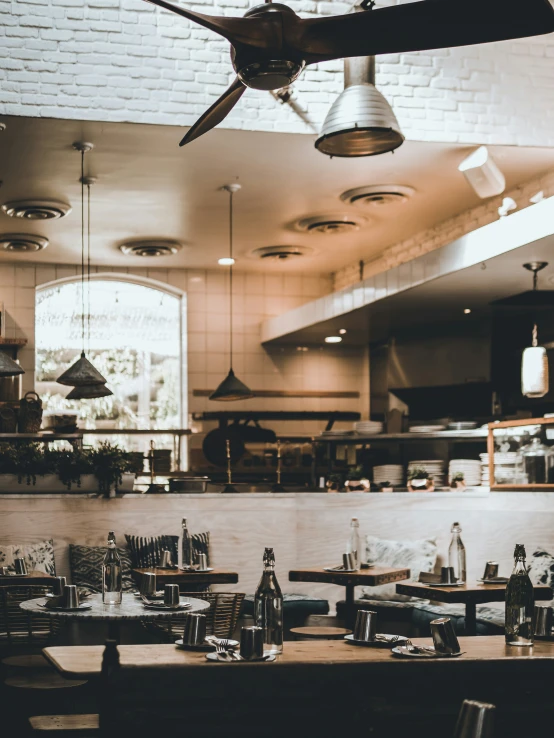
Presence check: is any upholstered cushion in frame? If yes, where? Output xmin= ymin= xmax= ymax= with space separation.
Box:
xmin=243 ymin=594 xmax=329 ymax=618
xmin=361 ymin=534 xmax=437 ymax=602
xmin=0 ymin=539 xmax=56 ymax=575
xmin=69 ymin=544 xmax=135 ymax=592
xmin=124 ymin=533 xmax=210 ymax=569
xmin=411 ymin=602 xmax=505 ymax=635
xmin=527 ymin=547 xmax=554 ymax=605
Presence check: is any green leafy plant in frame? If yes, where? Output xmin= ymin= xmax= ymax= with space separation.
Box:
xmin=345 ymin=465 xmax=366 ymax=481
xmin=408 ymin=466 xmax=431 ymax=481
xmin=451 ymin=471 xmax=465 ymax=482
xmin=87 ymin=442 xmax=134 ymax=494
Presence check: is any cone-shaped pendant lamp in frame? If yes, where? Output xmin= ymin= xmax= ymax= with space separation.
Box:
xmin=522 ymin=323 xmax=549 ymax=398
xmin=56 ymin=143 xmax=111 ymax=394
xmin=210 ymin=184 xmax=254 ymax=402
xmin=0 ymin=351 xmax=25 ymax=377
xmin=315 ymin=55 xmax=404 ymax=158
xmin=66 ymin=383 xmax=113 ymax=400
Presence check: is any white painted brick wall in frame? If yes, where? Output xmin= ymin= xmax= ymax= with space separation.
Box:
xmin=333 ymin=169 xmax=554 ymax=291
xmin=1 ymin=0 xmax=554 ymax=145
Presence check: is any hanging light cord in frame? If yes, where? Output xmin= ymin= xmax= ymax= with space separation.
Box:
xmin=229 ymin=188 xmax=234 ymax=370
xmin=87 ymin=182 xmax=91 ymax=354
xmin=533 ymin=323 xmax=538 ymax=348
xmin=80 ymin=149 xmax=85 ymax=355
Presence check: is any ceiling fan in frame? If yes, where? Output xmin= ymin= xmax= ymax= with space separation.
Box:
xmin=142 ymin=0 xmax=554 ymax=146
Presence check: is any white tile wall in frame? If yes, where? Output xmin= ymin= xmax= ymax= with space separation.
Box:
xmin=0 ymin=264 xmax=367 ymax=436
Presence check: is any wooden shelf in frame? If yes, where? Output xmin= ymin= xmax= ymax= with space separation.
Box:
xmin=0 ymin=338 xmax=28 ymax=347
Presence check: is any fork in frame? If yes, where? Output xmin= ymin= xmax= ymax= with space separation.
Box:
xmin=215 ymin=642 xmax=232 ymax=661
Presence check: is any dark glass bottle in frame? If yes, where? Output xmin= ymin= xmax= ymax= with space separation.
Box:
xmin=254 ymin=547 xmax=283 ymax=655
xmin=505 ymin=543 xmax=534 ymax=646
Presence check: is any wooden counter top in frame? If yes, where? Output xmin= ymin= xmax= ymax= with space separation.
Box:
xmin=44 ymin=637 xmax=554 ymax=678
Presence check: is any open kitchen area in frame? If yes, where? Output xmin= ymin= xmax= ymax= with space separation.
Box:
xmin=3 ymin=0 xmax=554 ymax=735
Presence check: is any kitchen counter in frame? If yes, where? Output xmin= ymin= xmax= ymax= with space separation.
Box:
xmin=1 ymin=490 xmax=553 ymax=610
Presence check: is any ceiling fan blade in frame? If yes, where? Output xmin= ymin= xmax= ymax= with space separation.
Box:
xmin=180 ymin=77 xmax=247 ymax=146
xmin=296 ymin=0 xmax=554 ymax=63
xmin=142 ymin=0 xmax=268 ymax=47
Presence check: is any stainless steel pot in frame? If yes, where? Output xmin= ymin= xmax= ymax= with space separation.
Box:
xmin=168 ymin=477 xmax=210 ymax=493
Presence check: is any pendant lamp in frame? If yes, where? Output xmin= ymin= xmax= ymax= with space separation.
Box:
xmin=0 ymin=351 xmax=25 ymax=377
xmin=522 ymin=323 xmax=549 ymax=398
xmin=66 ymin=383 xmax=113 ymax=400
xmin=315 ymin=54 xmax=404 ymax=158
xmin=56 ymin=143 xmax=110 ymax=393
xmin=210 ymin=184 xmax=254 ymax=402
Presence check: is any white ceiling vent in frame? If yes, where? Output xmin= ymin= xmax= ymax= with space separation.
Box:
xmin=251 ymin=245 xmax=314 ymax=261
xmin=2 ymin=200 xmax=71 ymax=220
xmin=340 ymin=185 xmax=415 ymax=209
xmin=118 ymin=239 xmax=183 ymax=257
xmin=0 ymin=233 xmax=48 ymax=252
xmin=295 ymin=213 xmax=366 ymax=235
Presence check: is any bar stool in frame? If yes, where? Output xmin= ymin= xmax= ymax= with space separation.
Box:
xmin=290 ymin=626 xmax=352 ymax=640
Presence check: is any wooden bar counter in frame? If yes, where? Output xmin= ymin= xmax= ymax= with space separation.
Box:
xmin=44 ymin=638 xmax=554 ymax=738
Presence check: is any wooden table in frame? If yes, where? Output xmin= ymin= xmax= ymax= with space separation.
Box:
xmin=289 ymin=566 xmax=410 ymax=628
xmin=396 ymin=581 xmax=554 ymax=636
xmin=21 ymin=593 xmax=210 ymax=642
xmin=43 ymin=638 xmax=554 ymax=738
xmin=0 ymin=570 xmax=55 ymax=587
xmin=43 ymin=637 xmax=554 ymax=677
xmin=132 ymin=567 xmax=239 ymax=589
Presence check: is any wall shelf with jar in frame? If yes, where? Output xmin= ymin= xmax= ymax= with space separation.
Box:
xmin=487 ymin=418 xmax=554 ymax=490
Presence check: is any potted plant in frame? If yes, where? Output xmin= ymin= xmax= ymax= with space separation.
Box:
xmin=408 ymin=467 xmax=434 ymax=492
xmin=344 ymin=466 xmax=370 ymax=492
xmin=378 ymin=481 xmax=394 ymax=493
xmin=88 ymin=442 xmax=135 ymax=497
xmin=450 ymin=471 xmax=466 ymax=490
xmin=326 ymin=473 xmax=343 ymax=493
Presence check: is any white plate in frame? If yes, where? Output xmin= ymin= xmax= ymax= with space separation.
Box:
xmin=344 ymin=634 xmax=408 ymax=648
xmin=134 ymin=591 xmax=164 ymax=599
xmin=142 ymin=602 xmax=192 ymax=611
xmin=40 ymin=602 xmax=92 ymax=611
xmin=392 ymin=646 xmax=462 ymax=659
xmin=205 ymin=652 xmax=275 ymax=663
xmin=175 ymin=638 xmax=239 ymax=651
xmin=420 ymin=582 xmax=464 ymax=588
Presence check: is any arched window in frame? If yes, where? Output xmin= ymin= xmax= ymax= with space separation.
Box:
xmin=35 ymin=278 xmax=185 ymax=432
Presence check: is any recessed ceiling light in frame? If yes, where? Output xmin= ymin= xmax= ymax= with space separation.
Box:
xmin=0 ymin=233 xmax=48 ymax=252
xmin=0 ymin=123 xmax=6 ymax=133
xmin=296 ymin=346 xmax=309 ymax=352
xmin=250 ymin=245 xmax=315 ymax=261
xmin=339 ymin=328 xmax=347 ymax=335
xmin=340 ymin=185 xmax=415 ymax=209
xmin=295 ymin=213 xmax=367 ymax=235
xmin=2 ymin=199 xmax=71 ymax=220
xmin=325 ymin=336 xmax=342 ymax=344
xmin=464 ymin=308 xmax=472 ymax=314
xmin=218 ymin=257 xmax=235 ymax=266
xmin=118 ymin=239 xmax=183 ymax=257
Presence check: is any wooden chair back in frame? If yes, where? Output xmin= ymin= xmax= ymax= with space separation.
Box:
xmin=148 ymin=591 xmax=245 ymax=641
xmin=0 ymin=585 xmax=59 ymax=650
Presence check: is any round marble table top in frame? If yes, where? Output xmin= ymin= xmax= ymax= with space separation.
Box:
xmin=20 ymin=593 xmax=210 ymax=620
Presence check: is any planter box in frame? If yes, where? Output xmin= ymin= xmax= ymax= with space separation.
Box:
xmin=0 ymin=473 xmax=135 ymax=494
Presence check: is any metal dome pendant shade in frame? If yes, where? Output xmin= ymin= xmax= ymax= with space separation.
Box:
xmin=315 ymin=56 xmax=404 ymax=158
xmin=210 ymin=368 xmax=254 ymax=402
xmin=57 ymin=351 xmax=107 ymax=387
xmin=56 ymin=143 xmax=112 ymax=396
xmin=0 ymin=352 xmax=25 ymax=377
xmin=66 ymin=382 xmax=113 ymax=400
xmin=210 ymin=184 xmax=254 ymax=402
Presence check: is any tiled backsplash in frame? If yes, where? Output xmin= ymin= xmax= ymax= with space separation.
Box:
xmin=0 ymin=264 xmax=368 ymax=436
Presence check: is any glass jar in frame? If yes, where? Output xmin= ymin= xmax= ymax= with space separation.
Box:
xmin=521 ymin=437 xmax=550 ymax=484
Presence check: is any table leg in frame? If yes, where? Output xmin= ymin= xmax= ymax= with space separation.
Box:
xmin=465 ymin=602 xmax=477 ymax=636
xmin=108 ymin=621 xmax=121 ymax=644
xmin=345 ymin=584 xmax=356 ymax=630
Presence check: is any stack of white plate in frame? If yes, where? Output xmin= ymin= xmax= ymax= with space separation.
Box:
xmin=480 ymin=452 xmax=519 ymax=485
xmin=448 ymin=459 xmax=481 ymax=486
xmin=373 ymin=464 xmax=404 ymax=486
xmin=408 ymin=460 xmax=446 ymax=487
xmin=447 ymin=421 xmax=478 ymax=431
xmin=409 ymin=425 xmax=447 ymax=433
xmin=354 ymin=421 xmax=384 ymax=435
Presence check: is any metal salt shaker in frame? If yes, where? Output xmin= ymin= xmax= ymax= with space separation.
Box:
xmin=240 ymin=626 xmax=264 ymax=660
xmin=164 ymin=583 xmax=180 ymax=608
xmin=453 ymin=699 xmax=495 ymax=738
xmin=430 ymin=617 xmax=460 ymax=655
xmin=353 ymin=610 xmax=377 ymax=642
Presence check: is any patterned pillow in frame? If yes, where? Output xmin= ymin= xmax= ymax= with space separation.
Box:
xmin=527 ymin=547 xmax=554 ymax=605
xmin=124 ymin=533 xmax=210 ymax=569
xmin=69 ymin=544 xmax=136 ymax=592
xmin=0 ymin=539 xmax=56 ymax=575
xmin=361 ymin=534 xmax=437 ymax=602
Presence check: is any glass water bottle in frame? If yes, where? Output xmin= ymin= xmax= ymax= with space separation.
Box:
xmin=505 ymin=543 xmax=534 ymax=647
xmin=254 ymin=547 xmax=283 ymax=655
xmin=102 ymin=531 xmax=122 ymax=605
xmin=448 ymin=522 xmax=466 ymax=584
xmin=346 ymin=517 xmax=360 ymax=570
xmin=181 ymin=517 xmax=193 ymax=569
